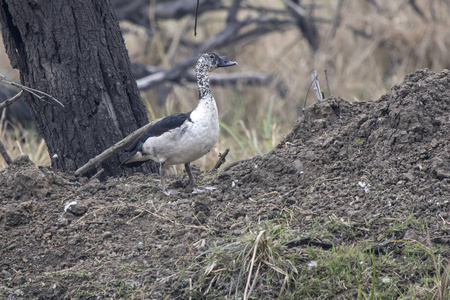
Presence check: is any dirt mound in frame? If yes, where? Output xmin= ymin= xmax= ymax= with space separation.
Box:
xmin=224 ymin=68 xmax=449 ymax=230
xmin=1 ymin=69 xmax=449 ymax=298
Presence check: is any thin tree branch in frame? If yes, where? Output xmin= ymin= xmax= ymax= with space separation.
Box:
xmin=283 ymin=0 xmax=320 ymax=51
xmin=226 ymin=0 xmax=242 ymax=24
xmin=0 ymin=75 xmax=64 ymax=107
xmin=0 ymin=90 xmax=23 ymax=110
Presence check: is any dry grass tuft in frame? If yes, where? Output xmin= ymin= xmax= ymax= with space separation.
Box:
xmin=0 ymin=111 xmax=49 ymax=169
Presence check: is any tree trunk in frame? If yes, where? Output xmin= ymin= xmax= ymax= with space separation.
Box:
xmin=0 ymin=0 xmax=157 ymax=176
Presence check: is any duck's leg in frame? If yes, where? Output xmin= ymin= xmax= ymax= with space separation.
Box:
xmin=185 ymin=163 xmax=216 ymax=193
xmin=185 ymin=163 xmax=197 ymax=188
xmin=160 ymin=162 xmax=167 ymax=193
xmin=160 ymin=162 xmax=179 ymax=195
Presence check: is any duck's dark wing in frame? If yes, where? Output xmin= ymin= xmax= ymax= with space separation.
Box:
xmin=121 ymin=112 xmax=192 ymax=168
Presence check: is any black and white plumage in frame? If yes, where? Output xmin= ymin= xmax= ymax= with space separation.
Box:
xmin=122 ymin=52 xmax=237 ymax=194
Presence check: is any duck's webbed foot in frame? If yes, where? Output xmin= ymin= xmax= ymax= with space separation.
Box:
xmin=192 ymin=186 xmax=217 ymax=194
xmin=163 ymin=189 xmax=180 ymax=196
xmin=184 ymin=163 xmax=216 ymax=194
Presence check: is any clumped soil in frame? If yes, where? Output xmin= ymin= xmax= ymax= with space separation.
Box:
xmin=1 ymin=69 xmax=449 ymax=299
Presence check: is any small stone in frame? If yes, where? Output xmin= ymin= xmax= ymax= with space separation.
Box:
xmin=137 ymin=242 xmax=144 ymax=250
xmin=402 ymin=172 xmax=414 ymax=182
xmin=67 ymin=203 xmax=88 ymax=216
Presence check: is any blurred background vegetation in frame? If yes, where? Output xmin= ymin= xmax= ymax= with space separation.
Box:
xmin=1 ymin=0 xmax=449 ymax=171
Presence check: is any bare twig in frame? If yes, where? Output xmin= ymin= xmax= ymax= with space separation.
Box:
xmin=324 ymin=68 xmax=331 ymax=97
xmin=213 ymin=148 xmax=229 ymax=170
xmin=194 ymin=0 xmax=200 ymax=36
xmin=0 ymin=90 xmax=23 ymax=110
xmin=0 ymin=74 xmax=64 ymax=107
xmin=303 ymin=72 xmax=317 ymax=108
xmin=74 ymin=117 xmax=162 ymax=176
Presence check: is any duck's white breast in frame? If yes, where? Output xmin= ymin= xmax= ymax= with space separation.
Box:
xmin=142 ymin=97 xmax=220 ymax=165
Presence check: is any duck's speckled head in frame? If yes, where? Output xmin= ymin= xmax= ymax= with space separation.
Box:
xmin=197 ymin=52 xmax=237 ymax=73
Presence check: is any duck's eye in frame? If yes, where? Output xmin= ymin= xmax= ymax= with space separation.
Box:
xmin=209 ymin=54 xmax=215 ymax=59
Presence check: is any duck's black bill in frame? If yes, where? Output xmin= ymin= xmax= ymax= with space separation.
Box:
xmin=218 ymin=56 xmax=238 ymax=67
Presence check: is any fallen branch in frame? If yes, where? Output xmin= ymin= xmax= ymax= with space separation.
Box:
xmin=188 ymin=71 xmax=277 ymax=87
xmin=136 ymin=65 xmax=280 ymax=89
xmin=134 ymin=64 xmax=288 ymax=98
xmin=74 ymin=118 xmax=162 ymax=176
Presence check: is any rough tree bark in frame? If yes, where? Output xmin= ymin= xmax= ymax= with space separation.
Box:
xmin=0 ymin=0 xmax=156 ymax=176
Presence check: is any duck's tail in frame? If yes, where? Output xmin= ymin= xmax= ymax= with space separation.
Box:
xmin=120 ymin=151 xmax=149 ymax=168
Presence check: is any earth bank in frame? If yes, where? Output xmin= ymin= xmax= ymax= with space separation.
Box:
xmin=0 ymin=69 xmax=449 ymax=299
